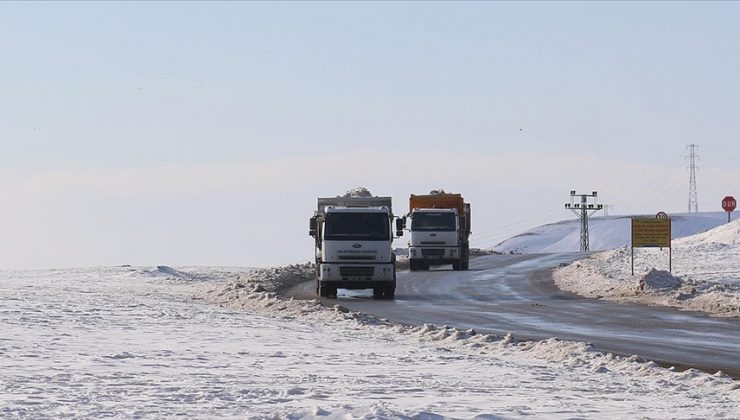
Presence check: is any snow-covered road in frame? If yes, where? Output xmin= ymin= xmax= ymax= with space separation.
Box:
xmin=1 ymin=266 xmax=737 ymax=418
xmin=287 ymin=253 xmax=740 ymax=378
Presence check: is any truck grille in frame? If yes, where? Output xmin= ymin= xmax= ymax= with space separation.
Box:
xmin=420 ymin=241 xmax=445 ymax=245
xmin=338 ymin=255 xmax=376 ymax=261
xmin=421 ymin=249 xmax=445 ymax=257
xmin=339 ymin=266 xmax=374 ymax=278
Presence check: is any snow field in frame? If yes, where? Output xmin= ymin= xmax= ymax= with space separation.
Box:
xmin=554 ymin=219 xmax=740 ymax=317
xmin=0 ymin=264 xmax=737 ymax=418
xmin=494 ymin=212 xmax=728 ymax=254
xmin=205 ymin=266 xmax=740 ymax=417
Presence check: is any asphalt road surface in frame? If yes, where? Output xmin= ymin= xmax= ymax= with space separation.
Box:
xmin=285 ymin=254 xmax=740 ymax=378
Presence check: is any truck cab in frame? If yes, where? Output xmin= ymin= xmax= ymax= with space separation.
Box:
xmin=407 ymin=193 xmax=471 ymax=271
xmin=310 ymin=195 xmax=402 ymax=299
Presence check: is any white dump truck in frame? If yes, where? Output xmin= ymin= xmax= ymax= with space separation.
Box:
xmin=309 ymin=191 xmax=404 ymax=299
xmin=408 ymin=192 xmax=471 ymax=271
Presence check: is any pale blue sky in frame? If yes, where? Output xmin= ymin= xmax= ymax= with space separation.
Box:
xmin=1 ymin=2 xmax=739 ymax=268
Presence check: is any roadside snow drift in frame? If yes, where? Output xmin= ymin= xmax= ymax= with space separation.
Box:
xmin=1 ymin=264 xmax=737 ymax=418
xmin=494 ymin=212 xmax=728 ymax=253
xmin=555 ymin=219 xmax=740 ymax=317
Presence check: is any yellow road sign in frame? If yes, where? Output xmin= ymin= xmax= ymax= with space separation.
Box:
xmin=631 ymin=218 xmax=671 ymax=248
xmin=631 ymin=217 xmax=672 ymax=274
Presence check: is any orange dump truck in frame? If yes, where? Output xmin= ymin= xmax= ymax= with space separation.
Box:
xmin=408 ymin=192 xmax=471 ymax=271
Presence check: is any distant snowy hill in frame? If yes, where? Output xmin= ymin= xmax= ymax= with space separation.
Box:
xmin=493 ymin=212 xmax=730 ymax=254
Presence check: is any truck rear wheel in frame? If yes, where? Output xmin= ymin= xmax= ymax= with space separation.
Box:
xmin=462 ymin=247 xmax=470 ymax=270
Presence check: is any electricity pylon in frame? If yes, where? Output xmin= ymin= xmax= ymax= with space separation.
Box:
xmin=565 ymin=191 xmax=603 ymax=252
xmin=686 ymin=144 xmax=699 ymax=213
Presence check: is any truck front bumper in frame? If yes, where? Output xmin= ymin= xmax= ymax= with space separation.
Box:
xmin=318 ymin=263 xmax=395 ymax=283
xmin=408 ymin=246 xmax=459 ymax=262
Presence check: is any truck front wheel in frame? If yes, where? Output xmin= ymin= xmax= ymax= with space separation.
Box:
xmin=317 ymin=282 xmax=336 ymax=298
xmin=373 ymin=282 xmax=396 ymax=299
xmin=318 ymin=282 xmax=329 ymax=298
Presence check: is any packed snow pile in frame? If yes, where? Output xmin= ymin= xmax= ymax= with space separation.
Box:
xmin=343 ymin=186 xmax=373 ymax=198
xmin=429 ymin=188 xmax=446 ymax=195
xmin=682 ymin=217 xmax=740 ymax=248
xmin=470 ymin=247 xmax=501 ymax=256
xmin=222 ymin=262 xmax=314 ymax=293
xmin=494 ymin=212 xmax=729 ymax=253
xmin=1 ymin=265 xmax=737 ymax=418
xmin=639 ymin=269 xmax=682 ymax=290
xmin=554 ymin=219 xmax=740 ymax=317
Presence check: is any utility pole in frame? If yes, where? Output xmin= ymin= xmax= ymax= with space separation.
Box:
xmin=686 ymin=144 xmax=699 ymax=213
xmin=565 ymin=191 xmax=603 ymax=252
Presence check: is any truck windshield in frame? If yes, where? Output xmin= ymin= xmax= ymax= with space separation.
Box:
xmin=324 ymin=213 xmax=390 ymax=241
xmin=411 ymin=212 xmax=456 ymax=232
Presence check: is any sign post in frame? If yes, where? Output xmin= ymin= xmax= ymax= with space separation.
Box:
xmin=631 ymin=215 xmax=672 ymax=275
xmin=722 ymin=196 xmax=736 ymax=223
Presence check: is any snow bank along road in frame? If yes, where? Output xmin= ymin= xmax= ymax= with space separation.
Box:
xmin=287 ymin=254 xmax=740 ymax=378
xmin=1 ymin=265 xmax=738 ymax=418
xmin=555 ymin=218 xmax=740 ymax=317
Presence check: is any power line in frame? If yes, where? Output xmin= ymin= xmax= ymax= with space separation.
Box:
xmin=469 ymin=210 xmax=563 ymax=247
xmin=471 ymin=209 xmax=558 ymax=238
xmin=601 ymin=204 xmax=616 ymax=217
xmin=701 ymin=154 xmax=740 ymax=161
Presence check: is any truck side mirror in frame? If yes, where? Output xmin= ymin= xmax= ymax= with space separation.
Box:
xmin=395 ymin=217 xmax=405 ymax=237
xmin=309 ymin=216 xmax=317 ymax=237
